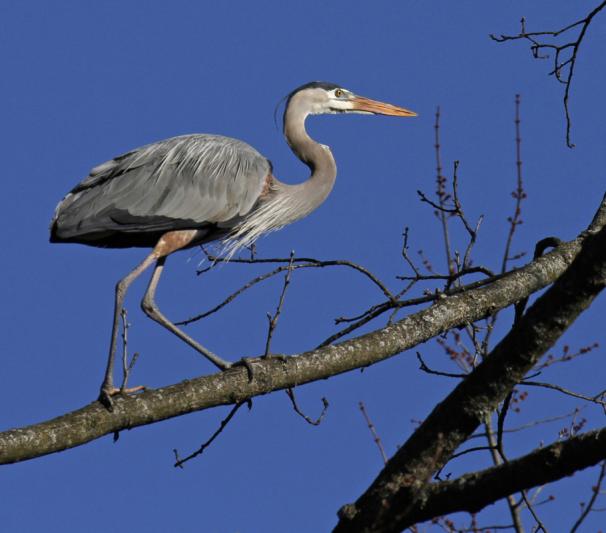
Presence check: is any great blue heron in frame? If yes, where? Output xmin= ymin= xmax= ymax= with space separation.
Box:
xmin=50 ymin=81 xmax=416 ymax=403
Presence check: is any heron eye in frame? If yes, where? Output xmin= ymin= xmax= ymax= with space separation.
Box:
xmin=335 ymin=89 xmax=343 ymax=98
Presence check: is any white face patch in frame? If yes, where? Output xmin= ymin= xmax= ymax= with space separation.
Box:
xmin=326 ymin=88 xmax=375 ymax=115
xmin=296 ymin=86 xmax=359 ymax=115
xmin=327 ymin=88 xmax=355 ymax=113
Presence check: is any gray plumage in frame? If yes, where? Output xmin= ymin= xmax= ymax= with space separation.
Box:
xmin=51 ymin=134 xmax=271 ymax=249
xmin=48 ymin=81 xmax=416 ymax=403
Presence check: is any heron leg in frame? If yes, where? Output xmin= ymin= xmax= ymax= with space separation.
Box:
xmin=141 ymin=256 xmax=232 ymax=370
xmin=100 ymin=251 xmax=158 ymax=405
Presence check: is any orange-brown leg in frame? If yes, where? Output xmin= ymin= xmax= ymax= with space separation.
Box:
xmin=141 ymin=256 xmax=231 ymax=370
xmin=99 ymin=230 xmax=230 ymax=407
xmin=100 ymin=251 xmax=158 ymax=406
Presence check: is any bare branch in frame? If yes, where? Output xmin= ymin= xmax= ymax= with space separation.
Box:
xmin=416 ymin=352 xmax=466 ymax=379
xmin=491 ymin=3 xmax=606 ymax=147
xmin=285 ymin=388 xmax=329 ymax=426
xmin=397 ymin=266 xmax=494 ymax=283
xmin=570 ymin=461 xmax=606 ymax=532
xmin=359 ymin=401 xmax=388 ymax=465
xmin=521 ymin=380 xmax=606 ymax=408
xmin=482 ymin=417 xmax=525 ymax=532
xmin=394 ymin=428 xmax=606 ymax=527
xmin=334 ymin=200 xmax=606 ymax=532
xmin=401 ymin=227 xmax=421 ymax=278
xmin=433 ymin=106 xmax=454 ymax=275
xmin=177 ymin=255 xmax=397 ymax=327
xmin=535 ymin=341 xmax=599 ymax=371
xmin=469 ymin=408 xmax=587 ymax=441
xmin=451 ymin=161 xmax=484 ymax=270
xmin=119 ymin=309 xmax=142 ymax=394
xmin=501 ymin=94 xmax=527 ymax=273
xmin=319 ymin=269 xmax=510 ymax=348
xmin=265 ymin=251 xmax=295 ymax=356
xmin=205 ymin=255 xmax=395 ymax=301
xmin=173 ymin=401 xmax=247 ymax=468
xmin=0 ymin=198 xmax=604 ymax=466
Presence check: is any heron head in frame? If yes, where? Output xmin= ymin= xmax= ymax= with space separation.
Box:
xmin=285 ymin=81 xmax=417 ymax=121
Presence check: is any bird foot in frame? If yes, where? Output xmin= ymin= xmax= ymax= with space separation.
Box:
xmin=98 ymin=384 xmax=146 ymax=410
xmin=262 ymin=353 xmax=289 ymax=363
xmin=230 ymin=357 xmax=256 ymax=382
xmin=229 ymin=354 xmax=289 ymax=382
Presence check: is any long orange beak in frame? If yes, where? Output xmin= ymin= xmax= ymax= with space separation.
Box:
xmin=352 ymin=96 xmax=417 ymax=117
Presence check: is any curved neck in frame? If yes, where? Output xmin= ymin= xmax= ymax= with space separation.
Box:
xmin=225 ymin=98 xmax=338 ymax=255
xmin=277 ymin=97 xmax=337 ymax=222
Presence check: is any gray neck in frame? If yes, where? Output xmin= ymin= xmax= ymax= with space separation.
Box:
xmin=277 ymin=98 xmax=337 ymax=224
xmin=224 ymin=98 xmax=338 ymax=256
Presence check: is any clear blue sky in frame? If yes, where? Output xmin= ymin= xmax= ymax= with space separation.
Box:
xmin=1 ymin=1 xmax=605 ymax=531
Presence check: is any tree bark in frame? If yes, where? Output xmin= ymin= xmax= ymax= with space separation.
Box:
xmin=333 ymin=196 xmax=606 ymax=532
xmin=406 ymin=427 xmax=606 ymax=525
xmin=1 ymin=197 xmax=604 ymax=482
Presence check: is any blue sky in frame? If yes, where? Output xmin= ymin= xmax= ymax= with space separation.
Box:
xmin=1 ymin=1 xmax=605 ymax=531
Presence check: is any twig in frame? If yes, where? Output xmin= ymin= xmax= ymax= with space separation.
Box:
xmin=570 ymin=461 xmax=606 ymax=532
xmin=433 ymin=106 xmax=455 ymax=275
xmin=178 ymin=265 xmax=286 ymax=325
xmin=418 ymin=156 xmax=484 ymax=295
xmin=202 ymin=254 xmax=394 ymax=300
xmin=451 ymin=161 xmax=484 ymax=270
xmin=446 ymin=445 xmax=495 ymax=463
xmin=535 ymin=341 xmax=599 ymax=371
xmin=491 ymin=3 xmax=606 ymax=147
xmin=397 ymin=266 xmax=494 ymax=283
xmin=483 ymin=95 xmax=528 ymax=351
xmin=521 ymin=380 xmax=606 ymax=407
xmin=519 ymin=490 xmax=549 ymax=532
xmin=417 ymin=189 xmax=457 ymax=214
xmin=502 ymin=94 xmax=527 ymax=274
xmin=482 ymin=417 xmax=526 ymax=532
xmin=456 ymin=526 xmax=517 ymax=532
xmin=492 ymin=392 xmax=550 ymax=533
xmin=177 ymin=255 xmax=396 ymax=327
xmin=416 ymin=352 xmax=466 ymax=379
xmin=359 ymin=401 xmax=388 ymax=465
xmin=469 ymin=408 xmax=587 ymax=440
xmin=119 ymin=309 xmax=140 ymax=392
xmin=173 ymin=401 xmax=248 ymax=468
xmin=559 ymin=408 xmax=588 ymax=440
xmin=264 ymin=252 xmax=295 ymax=356
xmin=497 ymin=391 xmax=514 ymax=461
xmin=318 ymin=269 xmax=512 ymax=347
xmin=286 ymin=388 xmax=329 ymax=426
xmin=120 ymin=308 xmax=129 ymax=390
xmin=401 ymin=227 xmax=421 ymax=277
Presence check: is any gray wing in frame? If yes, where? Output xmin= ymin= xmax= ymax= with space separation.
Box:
xmin=51 ymin=134 xmax=271 ymax=245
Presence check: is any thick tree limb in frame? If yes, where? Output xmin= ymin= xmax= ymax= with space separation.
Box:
xmin=1 ymin=198 xmax=604 ymax=467
xmin=407 ymin=427 xmax=606 ymax=524
xmin=333 ymin=197 xmax=606 ymax=532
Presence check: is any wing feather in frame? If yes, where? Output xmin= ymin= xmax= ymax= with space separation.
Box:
xmin=51 ymin=134 xmax=271 ymax=246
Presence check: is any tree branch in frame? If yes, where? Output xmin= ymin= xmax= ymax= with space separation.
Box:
xmin=405 ymin=427 xmax=606 ymax=525
xmin=490 ymin=2 xmax=606 ymax=147
xmin=334 ymin=196 xmax=606 ymax=532
xmin=1 ymin=197 xmax=604 ymax=467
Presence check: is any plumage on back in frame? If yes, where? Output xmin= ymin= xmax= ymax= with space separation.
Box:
xmin=50 ymin=134 xmax=271 ymax=248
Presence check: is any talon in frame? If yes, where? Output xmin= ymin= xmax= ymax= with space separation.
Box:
xmin=99 ymin=388 xmax=115 ymax=410
xmin=262 ymin=353 xmax=289 ymax=364
xmin=231 ymin=357 xmax=255 ymax=382
xmin=98 ymin=385 xmax=146 ymax=410
xmin=120 ymin=385 xmax=147 ymax=394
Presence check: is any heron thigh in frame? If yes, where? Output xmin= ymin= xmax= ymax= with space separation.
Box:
xmin=153 ymin=229 xmax=200 ymax=258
